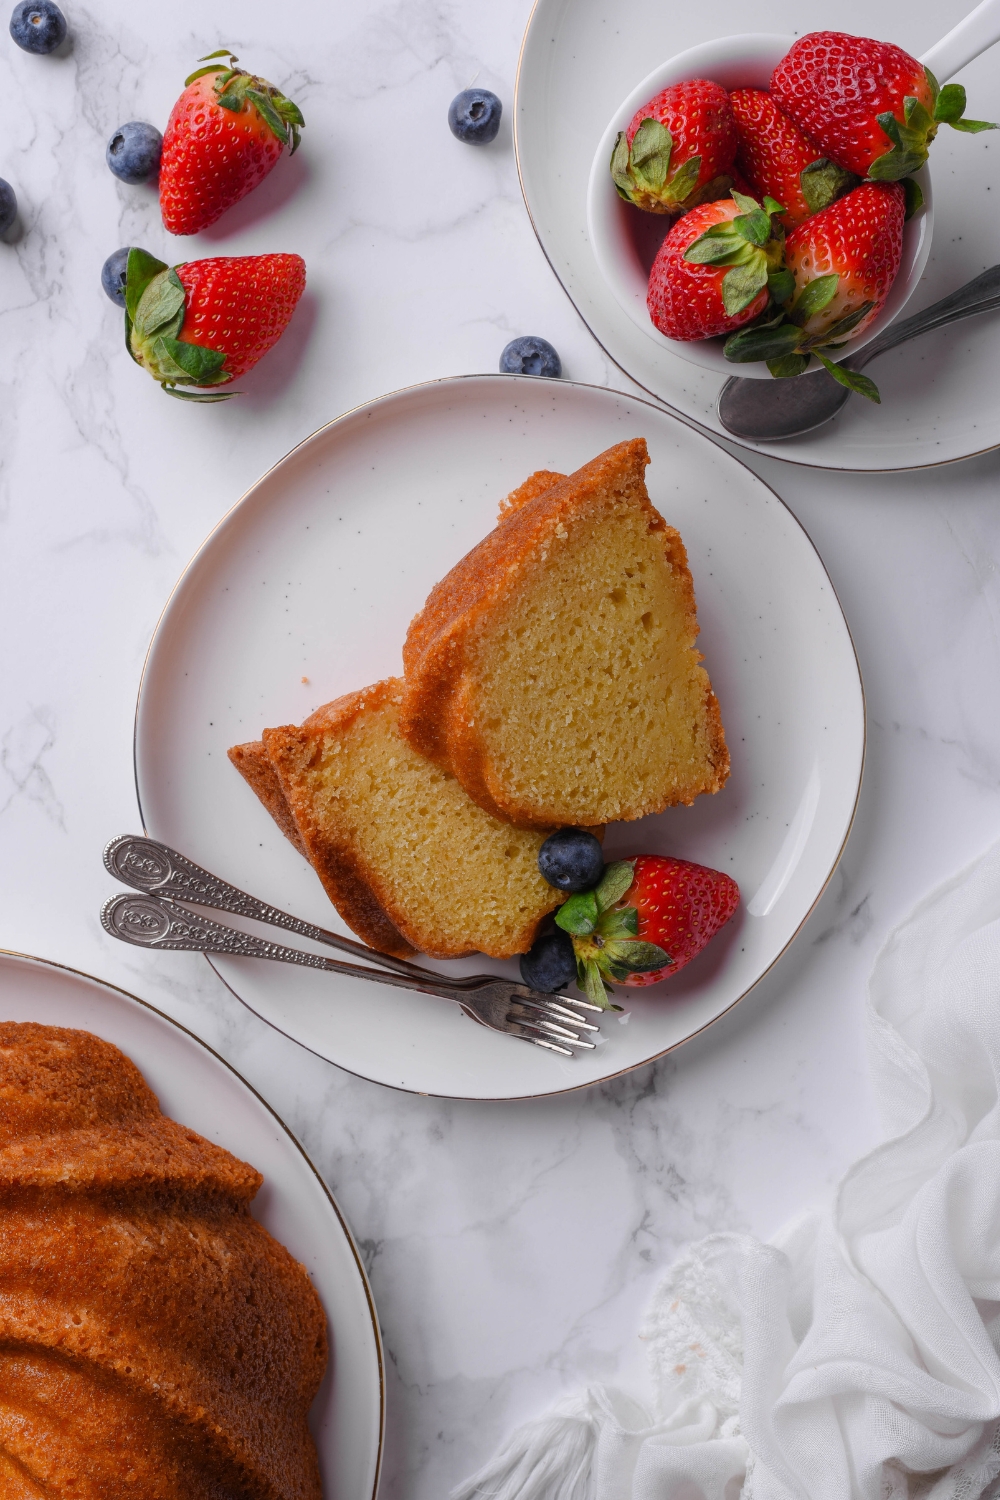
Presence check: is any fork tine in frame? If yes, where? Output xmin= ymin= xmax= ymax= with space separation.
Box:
xmin=547 ymin=991 xmax=606 ymax=1014
xmin=519 ymin=1021 xmax=597 ymax=1051
xmin=519 ymin=1031 xmax=575 ymax=1056
xmin=517 ymin=1015 xmax=598 ymax=1049
xmin=521 ymin=998 xmax=601 ymax=1032
xmin=517 ymin=1015 xmax=582 ymax=1042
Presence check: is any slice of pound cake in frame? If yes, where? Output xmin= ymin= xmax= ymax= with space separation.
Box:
xmin=228 ymin=679 xmax=563 ymax=960
xmin=399 ymin=438 xmax=730 ymax=828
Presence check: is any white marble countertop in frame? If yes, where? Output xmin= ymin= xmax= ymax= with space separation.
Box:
xmin=2 ymin=1 xmax=1000 ymax=1495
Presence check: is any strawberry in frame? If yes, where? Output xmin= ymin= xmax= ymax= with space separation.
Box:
xmin=123 ymin=248 xmax=306 ymax=402
xmin=730 ymin=88 xmax=858 ymax=229
xmin=611 ymin=80 xmax=737 ymax=215
xmin=771 ymin=32 xmax=996 ymax=182
xmin=723 ymin=181 xmax=904 ymax=400
xmin=160 ymin=49 xmax=304 ymax=236
xmin=555 ymin=856 xmax=739 ymax=1008
xmin=647 ymin=190 xmax=785 ymax=341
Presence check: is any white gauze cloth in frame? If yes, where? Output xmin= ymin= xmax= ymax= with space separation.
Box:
xmin=453 ymin=839 xmax=1000 ymax=1500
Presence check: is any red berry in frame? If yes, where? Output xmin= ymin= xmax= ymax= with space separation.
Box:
xmin=647 ymin=198 xmax=770 ymax=341
xmin=730 ymin=89 xmax=823 ymax=229
xmin=770 ymin=32 xmax=935 ymax=179
xmin=128 ymin=252 xmax=306 ymax=398
xmin=611 ymin=79 xmax=737 ymax=215
xmin=618 ymin=855 xmax=740 ymax=986
xmin=160 ymin=58 xmax=304 ymax=236
xmin=784 ymin=181 xmax=903 ymax=343
xmin=174 ymin=254 xmax=306 ymax=377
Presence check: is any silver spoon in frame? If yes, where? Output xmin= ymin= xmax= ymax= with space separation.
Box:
xmin=717 ymin=264 xmax=1000 ymax=442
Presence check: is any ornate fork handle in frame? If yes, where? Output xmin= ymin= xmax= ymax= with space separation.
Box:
xmin=101 ymin=893 xmax=465 ymax=1003
xmin=103 ymin=834 xmax=434 ymax=981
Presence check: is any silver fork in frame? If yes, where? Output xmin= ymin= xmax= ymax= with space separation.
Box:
xmin=102 ymin=836 xmax=603 ymax=1056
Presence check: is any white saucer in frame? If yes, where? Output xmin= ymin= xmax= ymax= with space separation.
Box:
xmin=133 ymin=375 xmax=864 ymax=1100
xmin=515 ymin=0 xmax=1000 ymax=469
xmin=0 ymin=950 xmax=384 ymax=1500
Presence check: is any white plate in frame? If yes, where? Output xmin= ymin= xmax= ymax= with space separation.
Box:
xmin=133 ymin=375 xmax=864 ymax=1100
xmin=515 ymin=0 xmax=1000 ymax=469
xmin=0 ymin=949 xmax=384 ymax=1500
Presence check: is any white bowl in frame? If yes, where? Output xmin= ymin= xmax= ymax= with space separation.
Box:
xmin=586 ymin=33 xmax=932 ymax=379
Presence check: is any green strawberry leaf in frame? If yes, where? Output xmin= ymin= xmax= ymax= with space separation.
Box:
xmin=598 ymin=906 xmax=640 ymax=939
xmin=733 ymin=203 xmax=773 ymax=246
xmin=789 ymin=272 xmax=839 ymax=325
xmin=903 ymin=96 xmax=933 ymax=134
xmin=762 ymin=195 xmax=785 ymax=217
xmin=729 ymin=189 xmax=760 ymax=214
xmin=934 ymin=83 xmax=967 ymax=124
xmin=767 ymin=269 xmax=796 ymax=305
xmin=603 ymin=939 xmax=672 ymax=973
xmin=813 ymin=352 xmax=881 ymax=403
xmin=215 ymin=88 xmax=245 ymax=113
xmin=133 ymin=267 xmax=186 ymax=341
xmin=949 ymin=117 xmax=999 ymax=134
xmin=124 ymin=308 xmax=140 ymax=365
xmin=555 ymin=890 xmax=599 ymax=936
xmin=629 ymin=118 xmax=674 ymax=194
xmin=868 ymin=110 xmax=929 ymax=179
xmin=610 ymin=132 xmax=634 ymax=199
xmin=274 ymin=93 xmax=305 ymax=128
xmin=903 ymin=177 xmax=924 ymax=219
xmin=157 ymin=337 xmax=230 ymax=384
xmin=579 ymin=959 xmax=613 ymax=1009
xmin=800 ymin=157 xmax=860 ymax=214
xmin=184 ymin=63 xmax=230 ymax=85
xmin=767 ymin=352 xmax=811 ymax=378
xmin=161 ymin=385 xmax=238 ymax=403
xmin=124 ymin=248 xmax=168 ymax=325
xmin=273 ymin=91 xmax=305 ymax=151
xmin=247 ymin=87 xmax=290 ymax=145
xmin=721 ymin=256 xmax=768 ymax=315
xmin=807 ymin=301 xmax=874 ymax=345
xmin=594 ymin=860 xmax=635 ymax=912
xmin=724 ymin=322 xmax=803 ymax=363
xmin=662 ymin=153 xmax=701 ymax=203
xmin=683 ymin=228 xmax=751 ymax=265
xmin=198 ymin=48 xmax=238 ymax=61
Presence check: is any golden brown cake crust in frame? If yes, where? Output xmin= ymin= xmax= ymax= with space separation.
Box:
xmin=0 ymin=1023 xmax=327 ymax=1500
xmin=228 ymin=739 xmax=308 ymax=859
xmin=496 ymin=469 xmax=566 ymax=522
xmin=262 ymin=681 xmax=418 ymax=959
xmin=248 ymin=680 xmax=561 ymax=960
xmin=398 ymin=439 xmax=730 ymax=826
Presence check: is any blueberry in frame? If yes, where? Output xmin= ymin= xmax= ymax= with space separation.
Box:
xmin=9 ymin=0 xmax=67 ymax=53
xmin=520 ymin=930 xmax=578 ymax=993
xmin=448 ymin=88 xmax=502 ymax=144
xmin=538 ymin=828 xmax=604 ymax=892
xmin=101 ymin=247 xmax=135 ymax=307
xmin=0 ymin=178 xmax=17 ymax=236
xmin=106 ymin=121 xmax=162 ymax=185
xmin=499 ymin=335 xmax=562 ymax=379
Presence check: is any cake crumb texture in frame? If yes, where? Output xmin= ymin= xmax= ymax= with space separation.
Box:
xmin=400 ymin=438 xmax=730 ymax=827
xmin=239 ymin=679 xmax=563 ymax=959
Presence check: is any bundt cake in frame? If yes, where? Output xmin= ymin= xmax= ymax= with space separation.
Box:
xmin=399 ymin=438 xmax=730 ymax=828
xmin=229 ymin=678 xmax=565 ymax=960
xmin=0 ymin=1022 xmax=327 ymax=1500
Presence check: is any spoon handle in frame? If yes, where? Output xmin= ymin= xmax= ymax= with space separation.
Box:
xmin=851 ymin=265 xmax=1000 ymax=369
xmin=920 ymin=0 xmax=1000 ymax=83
